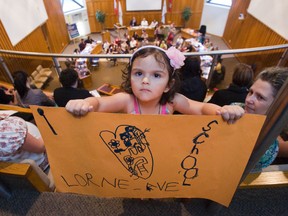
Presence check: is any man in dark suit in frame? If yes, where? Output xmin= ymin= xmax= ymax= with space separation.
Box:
xmin=129 ymin=17 xmax=137 ymax=27
xmin=53 ymin=68 xmax=93 ymax=107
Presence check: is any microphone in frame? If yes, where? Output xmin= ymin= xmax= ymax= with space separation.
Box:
xmin=37 ymin=108 xmax=57 ymax=135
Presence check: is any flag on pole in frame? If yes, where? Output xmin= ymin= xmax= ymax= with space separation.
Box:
xmin=168 ymin=0 xmax=172 ymax=12
xmin=161 ymin=0 xmax=167 ymax=24
xmin=114 ymin=0 xmax=118 ymax=15
xmin=118 ymin=0 xmax=123 ymax=26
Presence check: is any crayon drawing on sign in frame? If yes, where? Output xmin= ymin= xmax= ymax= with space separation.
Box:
xmin=100 ymin=125 xmax=154 ymax=180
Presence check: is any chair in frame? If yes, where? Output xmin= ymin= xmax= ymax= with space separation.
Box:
xmin=0 ymin=159 xmax=55 ymax=199
xmin=36 ymin=65 xmax=53 ymax=78
xmin=89 ymin=57 xmax=99 ymax=70
xmin=30 ymin=70 xmax=48 ymax=89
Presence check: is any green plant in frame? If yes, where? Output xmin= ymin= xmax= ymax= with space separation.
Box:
xmin=95 ymin=10 xmax=106 ymax=31
xmin=182 ymin=7 xmax=192 ymax=27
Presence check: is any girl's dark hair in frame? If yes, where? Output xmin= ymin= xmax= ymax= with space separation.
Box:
xmin=232 ymin=63 xmax=254 ymax=88
xmin=13 ymin=70 xmax=29 ymax=98
xmin=121 ymin=47 xmax=180 ymax=105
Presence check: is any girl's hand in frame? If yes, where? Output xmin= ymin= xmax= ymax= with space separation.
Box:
xmin=65 ymin=99 xmax=94 ymax=116
xmin=216 ymin=105 xmax=244 ymax=124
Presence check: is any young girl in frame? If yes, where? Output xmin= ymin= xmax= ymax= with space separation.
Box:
xmin=66 ymin=46 xmax=244 ymax=123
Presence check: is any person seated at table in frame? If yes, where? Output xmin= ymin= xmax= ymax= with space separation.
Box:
xmin=179 ymin=56 xmax=207 ymax=102
xmin=129 ymin=37 xmax=138 ymax=51
xmin=0 ymin=113 xmax=49 ymax=172
xmin=84 ymin=36 xmax=95 ymax=44
xmin=204 ymin=38 xmax=213 ymax=50
xmin=140 ymin=18 xmax=148 ymax=27
xmin=155 ymin=24 xmax=165 ymax=41
xmin=175 ymin=36 xmax=184 ymax=49
xmin=13 ymin=71 xmax=56 ymax=107
xmin=149 ymin=19 xmax=158 ymax=28
xmin=166 ymin=30 xmax=175 ymax=48
xmin=132 ymin=31 xmax=139 ymax=41
xmin=209 ymin=58 xmax=225 ymax=89
xmin=130 ymin=16 xmax=137 ymax=27
xmin=140 ymin=29 xmax=149 ymax=41
xmin=78 ymin=38 xmax=86 ymax=52
xmin=53 ymin=68 xmax=92 ymax=107
xmin=159 ymin=40 xmax=168 ymax=50
xmin=102 ymin=40 xmax=110 ymax=53
xmin=208 ymin=63 xmax=254 ymax=106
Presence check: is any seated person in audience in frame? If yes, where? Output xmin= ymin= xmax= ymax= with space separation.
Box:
xmin=0 ymin=86 xmax=14 ymax=104
xmin=149 ymin=19 xmax=158 ymax=28
xmin=244 ymin=67 xmax=288 ymax=171
xmin=175 ymin=37 xmax=184 ymax=49
xmin=0 ymin=86 xmax=35 ymax=122
xmin=208 ymin=63 xmax=254 ymax=106
xmin=129 ymin=16 xmax=137 ymax=27
xmin=159 ymin=40 xmax=168 ymax=50
xmin=85 ymin=36 xmax=94 ymax=44
xmin=155 ymin=24 xmax=165 ymax=40
xmin=78 ymin=38 xmax=86 ymax=52
xmin=140 ymin=29 xmax=149 ymax=41
xmin=13 ymin=71 xmax=56 ymax=107
xmin=179 ymin=56 xmax=207 ymax=102
xmin=209 ymin=58 xmax=224 ymax=89
xmin=166 ymin=30 xmax=175 ymax=48
xmin=204 ymin=38 xmax=213 ymax=50
xmin=0 ymin=113 xmax=49 ymax=172
xmin=140 ymin=18 xmax=149 ymax=27
xmin=53 ymin=68 xmax=92 ymax=107
xmin=132 ymin=31 xmax=139 ymax=41
xmin=129 ymin=37 xmax=138 ymax=51
xmin=141 ymin=38 xmax=149 ymax=47
xmin=120 ymin=41 xmax=129 ymax=54
xmin=181 ymin=41 xmax=194 ymax=52
xmin=102 ymin=40 xmax=110 ymax=53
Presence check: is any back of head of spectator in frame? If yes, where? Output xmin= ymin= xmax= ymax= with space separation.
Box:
xmin=232 ymin=63 xmax=254 ymax=88
xmin=59 ymin=68 xmax=79 ymax=88
xmin=13 ymin=70 xmax=29 ymax=98
xmin=180 ymin=56 xmax=202 ymax=79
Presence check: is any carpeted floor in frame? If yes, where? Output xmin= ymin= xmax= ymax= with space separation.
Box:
xmin=1 ymin=186 xmax=288 ymax=215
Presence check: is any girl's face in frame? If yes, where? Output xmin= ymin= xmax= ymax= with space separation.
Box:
xmin=245 ymin=79 xmax=275 ymax=115
xmin=131 ymin=55 xmax=170 ymax=103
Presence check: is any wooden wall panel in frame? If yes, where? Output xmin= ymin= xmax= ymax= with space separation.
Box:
xmin=43 ymin=0 xmax=70 ymax=53
xmin=223 ymin=0 xmax=288 ymax=73
xmin=0 ymin=0 xmax=70 ymax=83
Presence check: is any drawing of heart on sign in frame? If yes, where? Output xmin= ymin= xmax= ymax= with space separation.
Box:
xmin=100 ymin=125 xmax=154 ymax=180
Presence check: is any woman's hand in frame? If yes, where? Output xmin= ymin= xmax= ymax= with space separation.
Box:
xmin=216 ymin=105 xmax=244 ymax=124
xmin=65 ymin=99 xmax=94 ymax=116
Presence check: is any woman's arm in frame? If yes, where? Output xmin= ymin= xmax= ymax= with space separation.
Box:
xmin=22 ymin=132 xmax=45 ymax=153
xmin=277 ymin=136 xmax=288 ymax=157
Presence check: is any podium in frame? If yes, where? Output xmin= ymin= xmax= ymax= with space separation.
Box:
xmin=101 ymin=31 xmax=111 ymax=43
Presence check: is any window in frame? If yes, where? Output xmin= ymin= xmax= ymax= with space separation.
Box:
xmin=61 ymin=0 xmax=85 ymax=13
xmin=206 ymin=0 xmax=232 ymax=7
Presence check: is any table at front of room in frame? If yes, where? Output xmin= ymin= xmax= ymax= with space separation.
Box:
xmin=181 ymin=28 xmax=200 ymax=39
xmin=127 ymin=26 xmax=155 ymax=39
